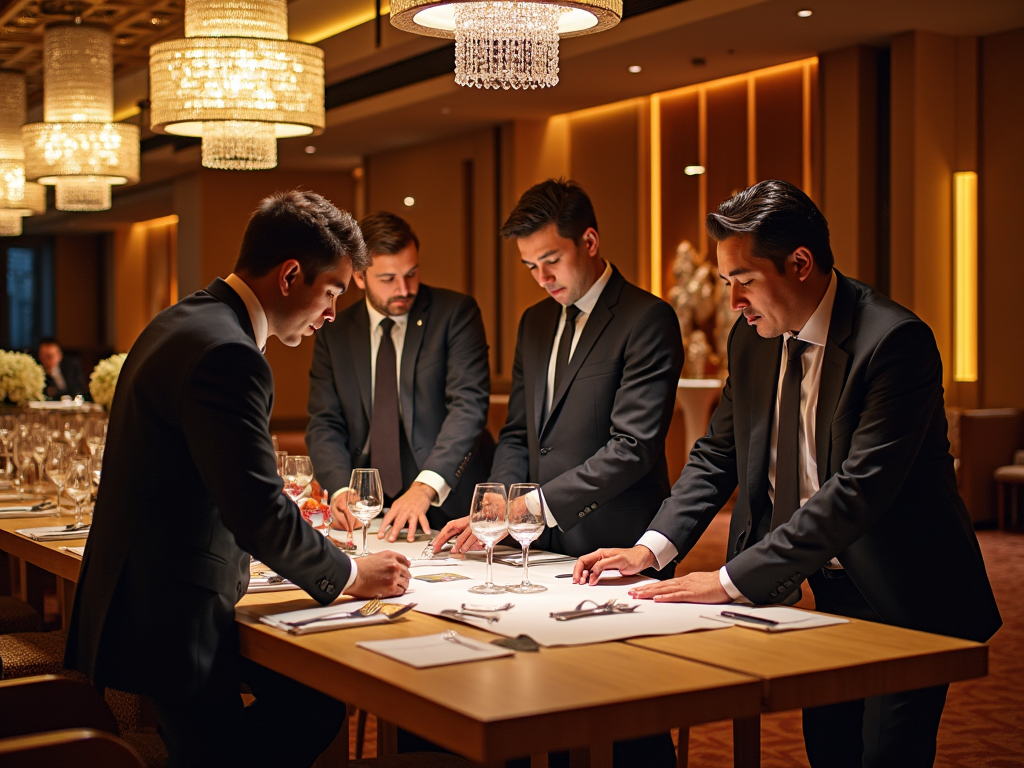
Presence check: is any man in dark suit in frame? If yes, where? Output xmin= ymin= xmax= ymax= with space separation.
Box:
xmin=65 ymin=191 xmax=412 ymax=768
xmin=38 ymin=338 xmax=87 ymax=400
xmin=307 ymin=211 xmax=491 ymax=543
xmin=435 ymin=179 xmax=683 ymax=768
xmin=574 ymin=180 xmax=1002 ymax=768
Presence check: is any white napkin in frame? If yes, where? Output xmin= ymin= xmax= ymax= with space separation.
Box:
xmin=701 ymin=606 xmax=849 ymax=632
xmin=60 ymin=546 xmax=86 ymax=557
xmin=260 ymin=602 xmax=391 ymax=635
xmin=357 ymin=632 xmax=514 ymax=668
xmin=16 ymin=525 xmax=89 ymax=541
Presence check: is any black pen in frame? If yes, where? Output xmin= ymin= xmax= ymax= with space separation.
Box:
xmin=555 ymin=573 xmax=573 ymax=578
xmin=720 ymin=610 xmax=779 ymax=627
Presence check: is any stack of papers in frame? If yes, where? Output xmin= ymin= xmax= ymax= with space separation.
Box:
xmin=357 ymin=633 xmax=514 ymax=667
xmin=702 ymin=606 xmax=849 ymax=632
xmin=16 ymin=525 xmax=89 ymax=541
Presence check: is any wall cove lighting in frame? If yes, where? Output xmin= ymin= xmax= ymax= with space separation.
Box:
xmin=796 ymin=9 xmax=813 ymax=18
xmin=954 ymin=171 xmax=978 ymax=382
xmin=684 ymin=165 xmax=706 ymax=176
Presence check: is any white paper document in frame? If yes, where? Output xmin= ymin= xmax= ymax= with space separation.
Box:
xmin=357 ymin=632 xmax=514 ymax=668
xmin=260 ymin=601 xmax=390 ymax=634
xmin=17 ymin=525 xmax=89 ymax=541
xmin=701 ymin=606 xmax=849 ymax=632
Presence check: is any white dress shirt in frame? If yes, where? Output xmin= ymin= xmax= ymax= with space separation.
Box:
xmin=223 ymin=274 xmax=359 ymax=590
xmin=637 ymin=271 xmax=838 ymax=600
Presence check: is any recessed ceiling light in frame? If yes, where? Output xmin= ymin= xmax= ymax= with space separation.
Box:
xmin=403 ymin=196 xmax=415 ymax=207
xmin=628 ymin=65 xmax=642 ymax=74
xmin=304 ymin=145 xmax=316 ymax=154
xmin=796 ymin=9 xmax=813 ymax=17
xmin=684 ymin=165 xmax=706 ymax=176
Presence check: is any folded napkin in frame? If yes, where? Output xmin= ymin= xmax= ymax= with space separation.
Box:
xmin=702 ymin=606 xmax=849 ymax=632
xmin=357 ymin=632 xmax=514 ymax=668
xmin=60 ymin=546 xmax=86 ymax=557
xmin=16 ymin=525 xmax=89 ymax=541
xmin=260 ymin=602 xmax=391 ymax=635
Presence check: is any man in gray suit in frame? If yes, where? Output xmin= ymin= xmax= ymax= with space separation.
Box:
xmin=307 ymin=212 xmax=491 ymax=543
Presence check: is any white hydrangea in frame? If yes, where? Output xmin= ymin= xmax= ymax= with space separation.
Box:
xmin=89 ymin=353 xmax=128 ymax=410
xmin=0 ymin=350 xmax=46 ymax=405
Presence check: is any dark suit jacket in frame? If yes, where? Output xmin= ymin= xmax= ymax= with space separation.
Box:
xmin=65 ymin=279 xmax=353 ymax=699
xmin=44 ymin=358 xmax=88 ymax=400
xmin=306 ymin=284 xmax=491 ymax=522
xmin=490 ymin=265 xmax=684 ymax=557
xmin=649 ymin=271 xmax=1001 ymax=643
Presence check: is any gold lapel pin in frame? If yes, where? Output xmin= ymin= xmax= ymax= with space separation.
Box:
xmin=417 ymin=319 xmax=423 ymax=326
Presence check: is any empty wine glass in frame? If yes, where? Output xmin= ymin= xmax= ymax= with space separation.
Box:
xmin=44 ymin=441 xmax=72 ymax=515
xmin=63 ymin=416 xmax=85 ymax=449
xmin=347 ymin=468 xmax=383 ymax=558
xmin=65 ymin=461 xmax=91 ymax=528
xmin=506 ymin=483 xmax=548 ymax=594
xmin=275 ymin=450 xmax=288 ymax=477
xmin=30 ymin=425 xmax=49 ymax=493
xmin=90 ymin=447 xmax=103 ymax=508
xmin=15 ymin=428 xmax=36 ymax=495
xmin=282 ymin=455 xmax=313 ymax=503
xmin=468 ymin=483 xmax=509 ymax=595
xmin=0 ymin=416 xmax=15 ymax=481
xmin=84 ymin=420 xmax=107 ymax=454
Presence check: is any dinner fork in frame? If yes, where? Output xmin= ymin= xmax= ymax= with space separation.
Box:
xmin=287 ymin=598 xmax=383 ymax=628
xmin=550 ymin=599 xmax=639 ymax=621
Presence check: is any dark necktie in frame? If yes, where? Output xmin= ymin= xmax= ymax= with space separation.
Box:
xmin=371 ymin=317 xmax=403 ymax=499
xmin=771 ymin=336 xmax=811 ymax=531
xmin=554 ymin=304 xmax=582 ymax=396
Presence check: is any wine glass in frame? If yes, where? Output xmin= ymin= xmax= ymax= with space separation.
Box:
xmin=347 ymin=468 xmax=383 ymax=558
xmin=89 ymin=446 xmax=104 ymax=510
xmin=506 ymin=483 xmax=548 ymax=594
xmin=30 ymin=425 xmax=49 ymax=493
xmin=84 ymin=420 xmax=107 ymax=453
xmin=282 ymin=455 xmax=313 ymax=503
xmin=15 ymin=427 xmax=37 ymax=495
xmin=44 ymin=442 xmax=72 ymax=515
xmin=63 ymin=416 xmax=85 ymax=449
xmin=468 ymin=483 xmax=509 ymax=595
xmin=65 ymin=461 xmax=92 ymax=528
xmin=0 ymin=416 xmax=15 ymax=481
xmin=275 ymin=450 xmax=288 ymax=477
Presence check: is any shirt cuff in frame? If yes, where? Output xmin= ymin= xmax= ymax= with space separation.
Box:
xmin=344 ymin=557 xmax=358 ymax=591
xmin=525 ymin=489 xmax=558 ymax=528
xmin=719 ymin=565 xmax=752 ymax=604
xmin=330 ymin=487 xmax=349 ymax=504
xmin=415 ymin=470 xmax=451 ymax=507
xmin=636 ymin=531 xmax=679 ymax=571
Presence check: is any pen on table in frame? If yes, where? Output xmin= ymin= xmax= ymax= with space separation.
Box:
xmin=555 ymin=573 xmax=573 ymax=578
xmin=720 ymin=610 xmax=779 ymax=627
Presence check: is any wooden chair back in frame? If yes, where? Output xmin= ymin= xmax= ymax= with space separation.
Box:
xmin=0 ymin=729 xmax=145 ymax=767
xmin=0 ymin=675 xmax=119 ymax=739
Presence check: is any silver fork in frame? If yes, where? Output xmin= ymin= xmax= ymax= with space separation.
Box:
xmin=287 ymin=598 xmax=383 ymax=628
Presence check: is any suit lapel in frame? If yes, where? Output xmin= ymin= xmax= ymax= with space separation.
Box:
xmin=747 ymin=334 xmax=782 ymax=514
xmin=349 ymin=304 xmax=373 ymax=422
xmin=529 ymin=301 xmax=561 ymax=438
xmin=815 ymin=273 xmax=854 ymax=485
xmin=399 ymin=288 xmax=431 ymax=448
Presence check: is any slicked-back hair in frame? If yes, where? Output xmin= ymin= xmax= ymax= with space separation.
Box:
xmin=706 ymin=179 xmax=834 ymax=274
xmin=359 ymin=211 xmax=420 ymax=262
xmin=234 ymin=190 xmax=368 ymax=283
xmin=501 ymin=178 xmax=598 ymax=243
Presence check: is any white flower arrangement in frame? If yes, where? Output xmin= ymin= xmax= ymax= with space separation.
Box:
xmin=0 ymin=350 xmax=46 ymax=405
xmin=89 ymin=353 xmax=128 ymax=410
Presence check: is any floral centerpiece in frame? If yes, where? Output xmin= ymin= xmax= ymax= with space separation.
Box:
xmin=90 ymin=353 xmax=128 ymax=410
xmin=0 ymin=350 xmax=46 ymax=405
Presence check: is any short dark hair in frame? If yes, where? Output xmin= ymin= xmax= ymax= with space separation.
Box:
xmin=234 ymin=190 xmax=368 ymax=283
xmin=38 ymin=337 xmax=60 ymax=350
xmin=706 ymin=180 xmax=833 ymax=274
xmin=358 ymin=211 xmax=420 ymax=263
xmin=501 ymin=178 xmax=598 ymax=242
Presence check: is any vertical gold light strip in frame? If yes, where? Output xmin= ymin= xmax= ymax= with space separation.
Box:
xmin=802 ymin=62 xmax=812 ymax=197
xmin=954 ymin=171 xmax=978 ymax=382
xmin=650 ymin=94 xmax=662 ymax=297
xmin=698 ymin=87 xmax=708 ymax=257
xmin=747 ymin=78 xmax=757 ymax=186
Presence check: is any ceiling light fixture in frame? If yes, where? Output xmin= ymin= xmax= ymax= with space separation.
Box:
xmin=628 ymin=65 xmax=642 ymax=74
xmin=391 ymin=0 xmax=622 ymax=90
xmin=796 ymin=9 xmax=813 ymax=17
xmin=684 ymin=165 xmax=705 ymax=176
xmin=22 ymin=22 xmax=140 ymax=212
xmin=0 ymin=71 xmax=46 ymax=236
xmin=149 ymin=0 xmax=325 ymax=171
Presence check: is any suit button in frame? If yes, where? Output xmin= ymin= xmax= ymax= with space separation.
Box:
xmin=326 ymin=584 xmax=336 ymax=595
xmin=540 ymin=448 xmax=548 ymax=455
xmin=317 ymin=578 xmax=328 ymax=590
xmin=455 ymin=470 xmax=462 ymax=478
xmin=769 ymin=588 xmax=779 ymax=598
xmin=578 ymin=511 xmax=585 ymax=518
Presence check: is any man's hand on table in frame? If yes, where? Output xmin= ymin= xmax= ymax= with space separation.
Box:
xmin=573 ymin=545 xmax=656 ymax=584
xmin=628 ymin=571 xmax=730 ymax=603
xmin=431 ymin=515 xmax=486 ymax=555
xmin=345 ymin=551 xmax=411 ymax=598
xmin=330 ymin=493 xmax=361 ymax=533
xmin=378 ymin=482 xmax=435 ymax=543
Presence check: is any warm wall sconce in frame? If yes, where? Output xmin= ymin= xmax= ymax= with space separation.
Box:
xmin=954 ymin=171 xmax=978 ymax=383
xmin=684 ymin=165 xmax=706 ymax=176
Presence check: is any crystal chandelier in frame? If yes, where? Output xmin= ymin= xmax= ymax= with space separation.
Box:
xmin=390 ymin=0 xmax=622 ymax=90
xmin=0 ymin=71 xmax=47 ymax=236
xmin=22 ymin=23 xmax=140 ymax=212
xmin=149 ymin=0 xmax=325 ymax=171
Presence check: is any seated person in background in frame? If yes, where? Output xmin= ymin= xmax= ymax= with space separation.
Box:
xmin=65 ymin=191 xmax=411 ymax=768
xmin=307 ymin=211 xmax=491 ymax=543
xmin=38 ymin=337 xmax=87 ymax=400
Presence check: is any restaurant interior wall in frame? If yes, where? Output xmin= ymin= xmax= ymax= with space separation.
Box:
xmin=54 ymin=234 xmax=105 ymax=374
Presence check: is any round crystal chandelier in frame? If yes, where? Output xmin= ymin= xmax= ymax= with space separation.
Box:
xmin=149 ymin=0 xmax=326 ymax=171
xmin=21 ymin=23 xmax=140 ymax=212
xmin=0 ymin=71 xmax=47 ymax=236
xmin=391 ymin=0 xmax=622 ymax=90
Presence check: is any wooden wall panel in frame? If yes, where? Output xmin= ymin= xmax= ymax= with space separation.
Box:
xmin=705 ymin=81 xmax=749 ymax=218
xmin=754 ymin=67 xmax=804 ymax=189
xmin=659 ymin=91 xmax=702 ymax=292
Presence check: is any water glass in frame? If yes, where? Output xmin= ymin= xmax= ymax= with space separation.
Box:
xmin=506 ymin=483 xmax=548 ymax=594
xmin=44 ymin=442 xmax=72 ymax=514
xmin=65 ymin=461 xmax=92 ymax=527
xmin=468 ymin=483 xmax=509 ymax=595
xmin=347 ymin=468 xmax=383 ymax=558
xmin=84 ymin=420 xmax=107 ymax=453
xmin=282 ymin=455 xmax=313 ymax=503
xmin=275 ymin=450 xmax=288 ymax=477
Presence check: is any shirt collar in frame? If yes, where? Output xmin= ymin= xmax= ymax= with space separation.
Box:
xmin=224 ymin=273 xmax=268 ymax=351
xmin=365 ymin=298 xmax=409 ymax=332
xmin=571 ymin=260 xmax=613 ymax=316
xmin=786 ymin=270 xmax=836 ymax=347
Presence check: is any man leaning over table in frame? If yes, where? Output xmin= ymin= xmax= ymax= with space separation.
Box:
xmin=573 ymin=180 xmax=1002 ymax=768
xmin=65 ymin=191 xmax=412 ymax=768
xmin=433 ymin=178 xmax=684 ymax=768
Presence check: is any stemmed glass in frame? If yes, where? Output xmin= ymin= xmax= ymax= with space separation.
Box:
xmin=275 ymin=450 xmax=288 ymax=477
xmin=89 ymin=446 xmax=104 ymax=512
xmin=84 ymin=420 xmax=107 ymax=454
xmin=347 ymin=468 xmax=383 ymax=558
xmin=30 ymin=425 xmax=49 ymax=493
xmin=0 ymin=416 xmax=15 ymax=481
xmin=44 ymin=442 xmax=72 ymax=515
xmin=63 ymin=417 xmax=85 ymax=450
xmin=65 ymin=461 xmax=92 ymax=529
xmin=468 ymin=483 xmax=509 ymax=595
xmin=15 ymin=428 xmax=39 ymax=495
xmin=282 ymin=455 xmax=313 ymax=503
xmin=506 ymin=483 xmax=548 ymax=594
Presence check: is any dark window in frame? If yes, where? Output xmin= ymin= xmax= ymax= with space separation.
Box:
xmin=2 ymin=239 xmax=55 ymax=351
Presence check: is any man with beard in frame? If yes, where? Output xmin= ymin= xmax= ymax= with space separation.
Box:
xmin=307 ymin=211 xmax=491 ymax=542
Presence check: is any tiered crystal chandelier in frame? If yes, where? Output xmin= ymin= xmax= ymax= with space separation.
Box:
xmin=149 ymin=0 xmax=325 ymax=171
xmin=22 ymin=23 xmax=140 ymax=212
xmin=390 ymin=0 xmax=622 ymax=90
xmin=0 ymin=71 xmax=46 ymax=236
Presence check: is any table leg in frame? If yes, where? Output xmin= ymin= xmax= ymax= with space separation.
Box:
xmin=376 ymin=717 xmax=398 ymax=757
xmin=677 ymin=727 xmax=689 ymax=768
xmin=733 ymin=716 xmax=760 ymax=768
xmin=569 ymin=742 xmax=612 ymax=768
xmin=56 ymin=576 xmax=76 ymax=631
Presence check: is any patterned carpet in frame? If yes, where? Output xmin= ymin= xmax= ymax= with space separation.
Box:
xmin=355 ymin=523 xmax=1024 ymax=766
